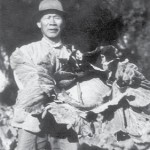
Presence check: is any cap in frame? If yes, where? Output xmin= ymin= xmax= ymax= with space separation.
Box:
xmin=34 ymin=0 xmax=66 ymax=21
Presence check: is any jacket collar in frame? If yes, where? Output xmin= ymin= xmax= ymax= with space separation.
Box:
xmin=42 ymin=37 xmax=63 ymax=48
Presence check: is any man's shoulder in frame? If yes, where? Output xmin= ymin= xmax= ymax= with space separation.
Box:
xmin=10 ymin=40 xmax=42 ymax=60
xmin=19 ymin=40 xmax=42 ymax=51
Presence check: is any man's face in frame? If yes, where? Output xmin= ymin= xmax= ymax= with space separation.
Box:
xmin=37 ymin=13 xmax=64 ymax=40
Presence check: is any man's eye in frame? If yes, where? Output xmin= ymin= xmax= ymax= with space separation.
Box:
xmin=54 ymin=16 xmax=61 ymax=19
xmin=55 ymin=17 xmax=61 ymax=20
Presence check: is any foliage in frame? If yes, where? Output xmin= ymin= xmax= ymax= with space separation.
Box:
xmin=0 ymin=106 xmax=17 ymax=150
xmin=1 ymin=0 xmax=150 ymax=150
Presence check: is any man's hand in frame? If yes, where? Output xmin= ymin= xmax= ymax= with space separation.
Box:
xmin=41 ymin=102 xmax=59 ymax=119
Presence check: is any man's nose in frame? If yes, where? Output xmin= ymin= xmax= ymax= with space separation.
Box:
xmin=48 ymin=17 xmax=56 ymax=25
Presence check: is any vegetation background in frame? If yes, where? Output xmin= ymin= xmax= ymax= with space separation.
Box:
xmin=0 ymin=0 xmax=150 ymax=149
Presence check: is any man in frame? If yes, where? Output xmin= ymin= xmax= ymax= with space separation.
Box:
xmin=10 ymin=0 xmax=78 ymax=149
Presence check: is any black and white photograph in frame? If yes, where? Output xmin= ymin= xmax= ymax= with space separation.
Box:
xmin=1 ymin=0 xmax=150 ymax=149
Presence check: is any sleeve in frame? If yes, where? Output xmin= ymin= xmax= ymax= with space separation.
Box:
xmin=10 ymin=46 xmax=55 ymax=113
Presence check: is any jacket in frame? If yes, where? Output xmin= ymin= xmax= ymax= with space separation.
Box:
xmin=10 ymin=37 xmax=72 ymax=132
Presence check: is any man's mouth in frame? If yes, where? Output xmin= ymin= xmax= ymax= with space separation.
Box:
xmin=48 ymin=29 xmax=58 ymax=32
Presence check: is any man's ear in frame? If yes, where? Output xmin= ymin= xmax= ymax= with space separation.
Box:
xmin=37 ymin=22 xmax=41 ymax=29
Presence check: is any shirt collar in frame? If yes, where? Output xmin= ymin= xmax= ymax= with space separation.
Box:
xmin=42 ymin=37 xmax=63 ymax=48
